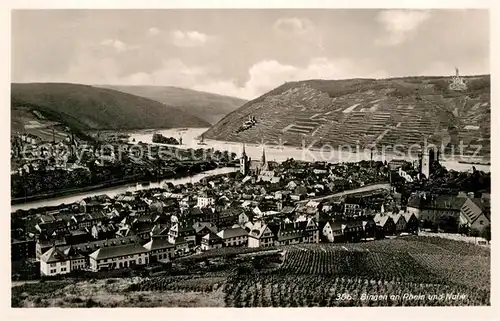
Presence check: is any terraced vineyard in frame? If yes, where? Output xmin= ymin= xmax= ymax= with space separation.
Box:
xmin=203 ymin=76 xmax=490 ymax=156
xmin=224 ymin=274 xmax=489 ymax=307
xmin=222 ymin=238 xmax=490 ymax=307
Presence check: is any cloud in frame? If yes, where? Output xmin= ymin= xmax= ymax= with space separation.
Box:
xmin=170 ymin=30 xmax=210 ymax=47
xmin=193 ymin=58 xmax=388 ymax=99
xmin=273 ymin=17 xmax=315 ymax=36
xmin=376 ymin=10 xmax=431 ymax=46
xmin=148 ymin=27 xmax=160 ymax=36
xmin=273 ymin=17 xmax=324 ymax=51
xmin=100 ymin=39 xmax=138 ymax=52
xmin=106 ymin=59 xmax=217 ymax=87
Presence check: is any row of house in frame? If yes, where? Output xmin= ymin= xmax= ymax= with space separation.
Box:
xmin=406 ymin=193 xmax=490 ymax=233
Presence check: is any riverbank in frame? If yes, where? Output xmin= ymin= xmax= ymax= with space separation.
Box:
xmin=11 ymin=167 xmax=239 ymax=212
xmin=11 ymin=165 xmax=224 ymax=205
xmin=11 ymin=177 xmax=143 ymax=205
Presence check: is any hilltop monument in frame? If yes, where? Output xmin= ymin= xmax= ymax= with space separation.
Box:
xmin=449 ymin=67 xmax=468 ymax=91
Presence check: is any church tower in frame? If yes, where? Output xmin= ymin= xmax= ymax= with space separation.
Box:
xmin=260 ymin=146 xmax=268 ymax=172
xmin=421 ymin=150 xmax=430 ymax=179
xmin=240 ymin=144 xmax=249 ymax=175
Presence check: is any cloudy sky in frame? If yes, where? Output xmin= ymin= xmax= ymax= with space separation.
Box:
xmin=12 ymin=9 xmax=489 ymax=99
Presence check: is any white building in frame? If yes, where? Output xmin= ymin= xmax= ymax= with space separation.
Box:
xmin=39 ymin=247 xmax=71 ymax=276
xmin=201 ymin=232 xmax=223 ymax=251
xmin=248 ymin=224 xmax=275 ymax=248
xmin=89 ymin=243 xmax=149 ymax=271
xmin=197 ymin=191 xmax=216 ymax=208
xmin=217 ymin=227 xmax=248 ymax=247
xmin=143 ymin=237 xmax=175 ymax=262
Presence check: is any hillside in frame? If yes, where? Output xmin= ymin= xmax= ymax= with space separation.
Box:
xmin=203 ymin=76 xmax=490 ymax=157
xmin=98 ymin=85 xmax=247 ymax=124
xmin=11 ymin=83 xmax=210 ymax=137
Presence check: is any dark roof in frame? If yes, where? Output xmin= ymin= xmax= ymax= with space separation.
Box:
xmin=89 ymin=243 xmax=148 ymax=260
xmin=193 ymin=222 xmax=218 ymax=234
xmin=277 ymin=233 xmax=303 ymax=242
xmin=325 ymin=220 xmax=343 ymax=231
xmin=388 ymin=159 xmax=406 ymax=165
xmin=203 ymin=232 xmax=222 ymax=241
xmin=281 ymin=206 xmax=296 ymax=214
xmin=143 ymin=237 xmax=174 ymax=251
xmin=217 ymin=227 xmax=248 ymax=239
xmin=66 ymin=235 xmax=140 ymax=254
xmin=422 ymin=195 xmax=467 ymax=211
xmin=220 ymin=208 xmax=243 ymax=218
xmin=40 ymin=247 xmax=68 ymax=263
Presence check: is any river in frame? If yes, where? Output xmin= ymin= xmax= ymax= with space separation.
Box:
xmin=129 ymin=128 xmax=491 ymax=173
xmin=12 ymin=127 xmax=490 ymax=212
xmin=11 ymin=167 xmax=238 ymax=212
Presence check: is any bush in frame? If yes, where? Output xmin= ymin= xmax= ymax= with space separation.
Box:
xmin=85 ymin=298 xmax=100 ymax=308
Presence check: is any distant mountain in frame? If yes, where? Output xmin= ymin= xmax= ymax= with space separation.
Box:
xmin=99 ymin=85 xmax=247 ymax=124
xmin=11 ymin=83 xmax=211 ymax=136
xmin=203 ymin=75 xmax=490 ymax=157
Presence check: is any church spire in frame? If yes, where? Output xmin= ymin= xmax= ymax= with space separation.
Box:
xmin=242 ymin=143 xmax=246 ymax=156
xmin=260 ymin=146 xmax=268 ymax=171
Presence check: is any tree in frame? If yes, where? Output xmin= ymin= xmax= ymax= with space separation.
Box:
xmin=481 ymin=225 xmax=491 ymax=242
xmin=459 ymin=224 xmax=471 ymax=236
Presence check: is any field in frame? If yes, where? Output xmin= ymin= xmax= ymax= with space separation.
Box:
xmin=222 ymin=237 xmax=490 ymax=307
xmin=12 ymin=236 xmax=490 ymax=307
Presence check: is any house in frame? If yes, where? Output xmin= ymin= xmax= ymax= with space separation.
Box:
xmin=11 ymin=238 xmax=36 ymax=261
xmin=36 ymin=239 xmax=67 ymax=260
xmin=459 ymin=198 xmax=490 ymax=234
xmin=64 ymin=229 xmax=92 ymax=245
xmin=275 ymin=222 xmax=303 ymax=246
xmin=248 ymin=224 xmax=275 ymax=248
xmin=217 ymin=227 xmax=248 ymax=247
xmin=143 ymin=237 xmax=175 ymax=262
xmin=89 ymin=243 xmax=149 ymax=271
xmin=287 ymin=181 xmax=298 ymax=190
xmin=258 ymin=170 xmax=281 ymax=183
xmin=172 ymin=237 xmax=190 ymax=255
xmin=197 ymin=190 xmax=216 ymax=208
xmin=388 ymin=213 xmax=407 ymax=234
xmin=238 ymin=211 xmax=255 ymax=226
xmin=91 ymin=224 xmax=117 ymax=240
xmin=168 ymin=223 xmax=196 ymax=247
xmin=407 ymin=194 xmax=483 ymax=232
xmin=322 ymin=221 xmax=344 ymax=243
xmin=388 ymin=159 xmax=406 ymax=170
xmin=60 ymin=246 xmax=86 ymax=271
xmin=361 ymin=218 xmax=377 ymax=239
xmin=150 ymin=224 xmax=170 ymax=238
xmin=40 ymin=247 xmax=74 ymax=276
xmin=343 ymin=202 xmax=363 ymax=217
xmin=20 ymin=133 xmax=42 ymax=145
xmin=217 ymin=208 xmax=242 ymax=229
xmin=340 ymin=220 xmax=364 ymax=242
xmin=201 ymin=232 xmax=223 ymax=251
xmin=373 ymin=214 xmax=396 ymax=235
xmin=193 ymin=222 xmax=218 ymax=245
xmin=402 ymin=212 xmax=419 ymax=234
xmin=302 ymin=218 xmax=320 ymax=243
